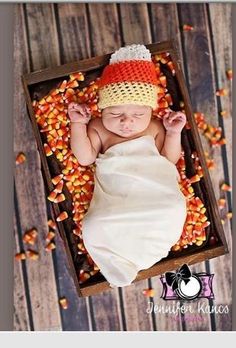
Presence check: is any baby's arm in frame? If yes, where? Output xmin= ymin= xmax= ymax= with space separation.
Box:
xmin=159 ymin=109 xmax=186 ymax=164
xmin=69 ymin=103 xmax=102 ymax=166
xmin=160 ymin=130 xmax=182 ymax=164
xmin=155 ymin=121 xmax=182 ymax=164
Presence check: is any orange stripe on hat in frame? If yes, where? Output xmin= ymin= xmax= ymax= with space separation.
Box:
xmin=98 ymin=60 xmax=158 ymax=88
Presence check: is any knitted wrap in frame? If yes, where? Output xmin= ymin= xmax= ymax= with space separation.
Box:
xmin=97 ymin=44 xmax=158 ymax=110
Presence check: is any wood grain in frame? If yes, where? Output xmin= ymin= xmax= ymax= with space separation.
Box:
xmin=208 ymin=3 xmax=232 ymax=186
xmin=14 ymin=3 xmax=62 ymax=330
xmin=119 ymin=3 xmax=151 ymax=45
xmin=13 ymin=4 xmax=37 ymax=152
xmin=24 ymin=3 xmax=60 ymax=70
xmin=56 ymin=3 xmax=91 ymax=62
xmin=177 ymin=2 xmax=232 ymax=330
xmin=26 ymin=2 xmax=92 ymax=329
xmin=13 ymin=211 xmax=30 ymax=331
xmin=14 ymin=150 xmax=62 ymax=330
xmin=88 ymin=3 xmax=122 ymax=56
xmin=122 ymin=281 xmax=154 ymax=331
xmin=206 ymin=3 xmax=232 ymax=331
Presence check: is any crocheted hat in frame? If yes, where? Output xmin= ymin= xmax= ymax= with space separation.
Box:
xmin=97 ymin=44 xmax=158 ymax=110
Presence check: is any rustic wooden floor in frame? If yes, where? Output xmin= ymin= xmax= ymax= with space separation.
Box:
xmin=14 ymin=3 xmax=232 ymax=331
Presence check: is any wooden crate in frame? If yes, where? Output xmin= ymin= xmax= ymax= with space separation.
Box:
xmin=22 ymin=40 xmax=228 ymax=297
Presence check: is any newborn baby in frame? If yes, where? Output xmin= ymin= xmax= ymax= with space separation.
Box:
xmin=68 ymin=44 xmax=187 ymax=288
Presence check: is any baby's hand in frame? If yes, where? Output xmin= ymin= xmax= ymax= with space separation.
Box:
xmin=68 ymin=102 xmax=91 ymax=124
xmin=162 ymin=108 xmax=186 ymax=134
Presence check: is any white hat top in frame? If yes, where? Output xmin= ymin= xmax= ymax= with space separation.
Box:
xmin=109 ymin=44 xmax=152 ymax=64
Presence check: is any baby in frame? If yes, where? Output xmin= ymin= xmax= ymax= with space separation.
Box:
xmin=68 ymin=44 xmax=187 ymax=288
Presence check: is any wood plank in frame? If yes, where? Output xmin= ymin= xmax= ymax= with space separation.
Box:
xmin=208 ymin=3 xmax=232 ymax=187
xmin=47 ymin=200 xmax=91 ymax=331
xmin=14 ymin=4 xmax=62 ymax=330
xmin=14 ymin=6 xmax=31 ymax=330
xmin=56 ymin=3 xmax=91 ymax=62
xmin=122 ymin=281 xmax=153 ymax=331
xmin=150 ymin=3 xmax=182 ymax=50
xmin=87 ymin=290 xmax=123 ymax=330
xmin=24 ymin=3 xmax=92 ymax=329
xmin=119 ymin=3 xmax=151 ymax=45
xmin=13 ymin=4 xmax=37 ymax=152
xmin=206 ymin=3 xmax=232 ymax=331
xmin=88 ymin=3 xmax=122 ymax=56
xmin=14 ymin=150 xmax=62 ymax=330
xmin=151 ymin=277 xmax=183 ymax=331
xmin=178 ymin=2 xmax=232 ymax=330
xmin=24 ymin=3 xmax=60 ymax=70
xmin=13 ymin=211 xmax=30 ymax=331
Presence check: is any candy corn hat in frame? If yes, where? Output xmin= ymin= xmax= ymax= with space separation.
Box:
xmin=97 ymin=44 xmax=158 ymax=110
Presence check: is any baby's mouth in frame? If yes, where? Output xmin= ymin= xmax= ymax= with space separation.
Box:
xmin=120 ymin=129 xmax=133 ymax=133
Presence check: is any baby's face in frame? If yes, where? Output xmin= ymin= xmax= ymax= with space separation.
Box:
xmin=101 ymin=104 xmax=152 ymax=138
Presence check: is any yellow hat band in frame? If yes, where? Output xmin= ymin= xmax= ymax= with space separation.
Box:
xmin=98 ymin=82 xmax=158 ymax=110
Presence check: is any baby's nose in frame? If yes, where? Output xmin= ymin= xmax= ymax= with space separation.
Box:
xmin=120 ymin=115 xmax=134 ymax=124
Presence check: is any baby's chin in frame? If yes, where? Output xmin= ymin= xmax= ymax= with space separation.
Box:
xmin=116 ymin=129 xmax=139 ymax=138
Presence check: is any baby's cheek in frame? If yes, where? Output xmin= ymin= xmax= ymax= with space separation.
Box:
xmin=137 ymin=118 xmax=150 ymax=130
xmin=103 ymin=119 xmax=118 ymax=132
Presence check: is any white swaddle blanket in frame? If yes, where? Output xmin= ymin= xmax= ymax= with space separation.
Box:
xmin=81 ymin=135 xmax=187 ymax=287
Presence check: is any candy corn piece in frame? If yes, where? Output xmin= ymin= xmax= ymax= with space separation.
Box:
xmin=45 ymin=242 xmax=56 ymax=252
xmin=44 ymin=143 xmax=53 ymax=156
xmin=54 ymin=180 xmax=64 ymax=193
xmin=159 ymin=75 xmax=167 ymax=87
xmin=216 ymin=88 xmax=228 ymax=96
xmin=171 ymin=244 xmax=182 ymax=251
xmin=56 ymin=211 xmax=68 ymax=222
xmin=69 ymin=72 xmax=85 ymax=81
xmin=59 ymin=297 xmax=68 ymax=310
xmin=67 ymin=80 xmax=79 ymax=89
xmin=58 ymin=80 xmax=67 ymax=92
xmin=15 ymin=252 xmax=26 ymax=261
xmin=183 ymin=24 xmax=194 ymax=31
xmin=16 ymin=152 xmax=26 ymax=165
xmin=45 ymin=231 xmax=56 ymax=243
xmin=189 ymin=174 xmax=201 ymax=184
xmin=220 ymin=110 xmax=229 ymax=117
xmin=79 ymin=271 xmax=91 ymax=283
xmin=26 ymin=250 xmax=39 ymax=260
xmin=218 ymin=198 xmax=226 ymax=209
xmin=226 ymin=69 xmax=233 ymax=80
xmin=221 ymin=183 xmax=232 ymax=192
xmin=47 ymin=191 xmax=57 ymax=202
xmin=52 ymin=174 xmax=64 ymax=185
xmin=23 ymin=228 xmax=38 ymax=245
xmin=142 ymin=288 xmax=155 ymax=297
xmin=47 ymin=219 xmax=57 ymax=230
xmin=54 ymin=193 xmax=66 ymax=203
